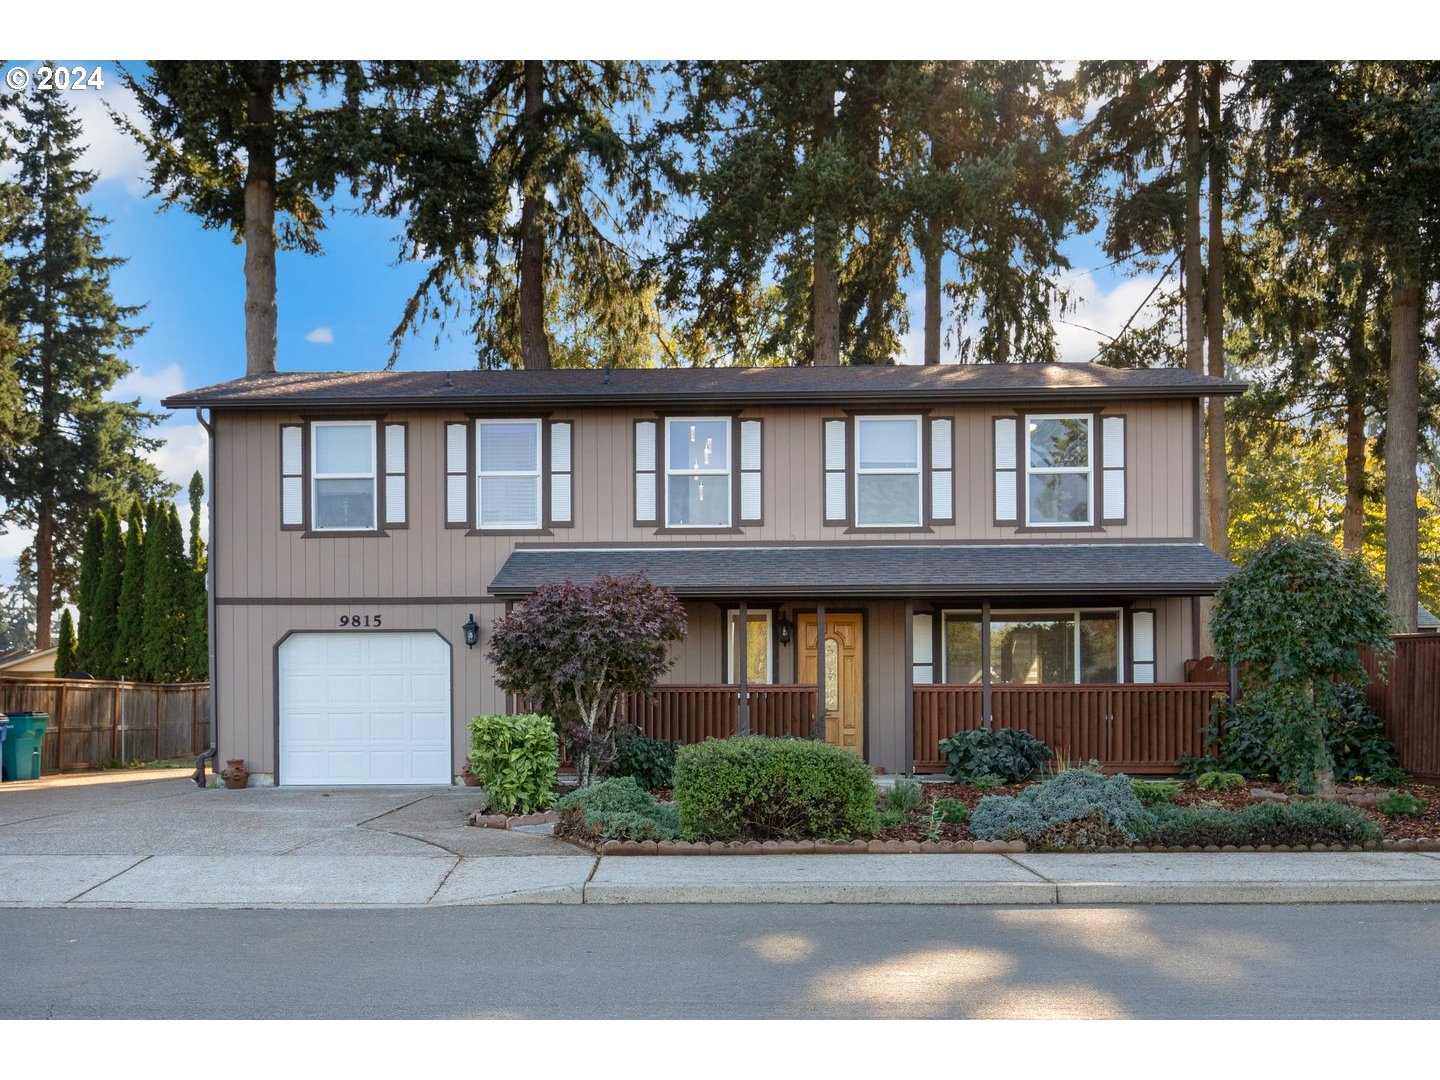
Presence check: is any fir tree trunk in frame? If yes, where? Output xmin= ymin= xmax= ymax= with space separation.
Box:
xmin=1343 ymin=385 xmax=1367 ymax=553
xmin=35 ymin=501 xmax=53 ymax=649
xmin=1386 ymin=281 xmax=1421 ymax=633
xmin=518 ymin=60 xmax=552 ymax=370
xmin=922 ymin=220 xmax=942 ymax=365
xmin=1183 ymin=64 xmax=1204 ymax=375
xmin=1205 ymin=64 xmax=1228 ymax=556
xmin=812 ymin=69 xmax=841 ymax=367
xmin=242 ymin=67 xmax=278 ymax=377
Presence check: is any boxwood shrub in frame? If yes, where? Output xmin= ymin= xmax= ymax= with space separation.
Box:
xmin=467 ymin=713 xmax=559 ymax=815
xmin=672 ymin=736 xmax=879 ymax=841
xmin=555 ymin=776 xmax=679 ymax=841
xmin=1133 ymin=800 xmax=1378 ymax=847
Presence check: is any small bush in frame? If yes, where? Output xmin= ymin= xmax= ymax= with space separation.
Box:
xmin=673 ymin=736 xmax=880 ymax=841
xmin=555 ymin=776 xmax=679 ymax=841
xmin=932 ymin=797 xmax=969 ymax=824
xmin=1134 ymin=800 xmax=1378 ymax=847
xmin=610 ymin=725 xmax=676 ymax=791
xmin=969 ymin=774 xmax=1004 ymax=791
xmin=885 ymin=777 xmax=925 ymax=813
xmin=1377 ymin=790 xmax=1427 ymax=818
xmin=939 ymin=727 xmax=1053 ymax=784
xmin=467 ymin=713 xmax=559 ymax=815
xmin=1196 ymin=770 xmax=1247 ymax=792
xmin=878 ymin=809 xmax=909 ymax=829
xmin=1032 ymin=810 xmax=1135 ymax=851
xmin=1132 ymin=779 xmax=1181 ymax=805
xmin=970 ymin=770 xmax=1145 ymax=846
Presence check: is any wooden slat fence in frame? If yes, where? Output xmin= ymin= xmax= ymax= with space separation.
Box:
xmin=1361 ymin=633 xmax=1440 ymax=779
xmin=913 ymin=683 xmax=1225 ymax=775
xmin=0 ymin=679 xmax=210 ymax=773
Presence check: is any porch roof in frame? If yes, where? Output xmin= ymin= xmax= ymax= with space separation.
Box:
xmin=488 ymin=542 xmax=1237 ymax=599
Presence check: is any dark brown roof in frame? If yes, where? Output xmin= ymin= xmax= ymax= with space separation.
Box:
xmin=163 ymin=364 xmax=1247 ymax=411
xmin=488 ymin=542 xmax=1238 ymax=599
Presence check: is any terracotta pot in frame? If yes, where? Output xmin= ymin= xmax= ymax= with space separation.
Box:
xmin=460 ymin=770 xmax=482 ymax=787
xmin=221 ymin=758 xmax=248 ymax=790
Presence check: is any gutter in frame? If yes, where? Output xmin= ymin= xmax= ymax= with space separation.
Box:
xmin=192 ymin=407 xmax=219 ymax=787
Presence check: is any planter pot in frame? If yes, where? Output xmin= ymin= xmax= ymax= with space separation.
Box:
xmin=221 ymin=759 xmax=248 ymax=790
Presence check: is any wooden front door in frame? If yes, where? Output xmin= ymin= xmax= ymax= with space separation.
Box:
xmin=798 ymin=613 xmax=864 ymax=755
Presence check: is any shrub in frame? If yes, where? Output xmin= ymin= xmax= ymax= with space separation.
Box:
xmin=878 ymin=809 xmax=908 ymax=829
xmin=1327 ymin=686 xmax=1399 ymax=783
xmin=672 ymin=737 xmax=879 ymax=841
xmin=1032 ymin=811 xmax=1135 ymax=851
xmin=933 ymin=797 xmax=969 ymax=824
xmin=1134 ymin=800 xmax=1378 ymax=847
xmin=884 ymin=777 xmax=925 ymax=813
xmin=939 ymin=728 xmax=1053 ymax=784
xmin=610 ymin=725 xmax=676 ymax=791
xmin=555 ymin=776 xmax=679 ymax=841
xmin=1377 ymin=790 xmax=1427 ymax=818
xmin=1196 ymin=770 xmax=1247 ymax=792
xmin=970 ymin=770 xmax=1145 ymax=846
xmin=466 ymin=713 xmax=559 ymax=815
xmin=1132 ymin=779 xmax=1181 ymax=805
xmin=968 ymin=773 xmax=1003 ymax=791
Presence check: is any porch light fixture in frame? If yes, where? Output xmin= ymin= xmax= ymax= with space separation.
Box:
xmin=462 ymin=613 xmax=480 ymax=649
xmin=775 ymin=613 xmax=794 ymax=646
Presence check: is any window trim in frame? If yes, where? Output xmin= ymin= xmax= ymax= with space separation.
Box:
xmin=724 ymin=607 xmax=774 ymax=684
xmin=853 ymin=414 xmax=924 ymax=529
xmin=309 ymin=419 xmax=378 ymax=533
xmin=475 ymin=417 xmax=544 ymax=531
xmin=1023 ymin=412 xmax=1095 ymax=528
xmin=664 ymin=415 xmax=733 ymax=530
xmin=939 ymin=606 xmax=1126 ymax=686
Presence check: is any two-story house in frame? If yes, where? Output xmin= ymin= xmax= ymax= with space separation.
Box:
xmin=163 ymin=363 xmax=1244 ymax=786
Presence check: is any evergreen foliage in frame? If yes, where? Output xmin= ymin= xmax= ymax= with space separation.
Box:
xmin=88 ymin=505 xmax=123 ymax=676
xmin=74 ymin=511 xmax=104 ymax=671
xmin=54 ymin=608 xmax=77 ymax=676
xmin=111 ymin=500 xmax=146 ymax=679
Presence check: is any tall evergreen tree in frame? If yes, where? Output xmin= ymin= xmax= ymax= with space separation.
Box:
xmin=73 ymin=510 xmax=104 ymax=671
xmin=138 ymin=501 xmax=171 ymax=682
xmin=89 ymin=504 xmax=123 ymax=677
xmin=0 ymin=82 xmax=169 ymax=650
xmin=54 ymin=608 xmax=76 ymax=677
xmin=112 ymin=500 xmax=145 ymax=680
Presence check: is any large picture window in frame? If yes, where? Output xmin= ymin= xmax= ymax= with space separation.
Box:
xmin=726 ymin=609 xmax=772 ymax=684
xmin=855 ymin=415 xmax=921 ymax=527
xmin=311 ymin=421 xmax=377 ymax=531
xmin=477 ymin=419 xmax=542 ymax=529
xmin=941 ymin=609 xmax=1123 ymax=685
xmin=666 ymin=417 xmax=731 ymax=528
xmin=1026 ymin=414 xmax=1093 ymax=526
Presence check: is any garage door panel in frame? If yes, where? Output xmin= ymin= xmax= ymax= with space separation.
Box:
xmin=279 ymin=632 xmax=453 ymax=786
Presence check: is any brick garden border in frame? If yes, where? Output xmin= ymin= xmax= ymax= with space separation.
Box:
xmin=562 ymin=836 xmax=1440 ymax=855
xmin=469 ymin=810 xmax=559 ymax=829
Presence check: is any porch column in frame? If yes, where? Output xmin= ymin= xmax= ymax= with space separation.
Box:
xmin=815 ymin=602 xmax=827 ymax=743
xmin=737 ymin=600 xmax=751 ymax=736
xmin=980 ymin=599 xmax=993 ymax=731
xmin=903 ymin=599 xmax=915 ymax=774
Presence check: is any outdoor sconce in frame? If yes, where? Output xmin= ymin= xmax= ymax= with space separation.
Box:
xmin=775 ymin=613 xmax=794 ymax=646
xmin=462 ymin=613 xmax=480 ymax=649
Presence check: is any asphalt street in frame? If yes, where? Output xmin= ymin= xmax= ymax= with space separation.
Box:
xmin=3 ymin=902 xmax=1437 ymax=1019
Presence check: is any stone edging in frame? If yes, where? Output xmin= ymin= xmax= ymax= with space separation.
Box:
xmin=469 ymin=810 xmax=559 ymax=829
xmin=566 ymin=836 xmax=1440 ymax=856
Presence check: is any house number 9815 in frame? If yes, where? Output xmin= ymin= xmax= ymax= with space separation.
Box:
xmin=339 ymin=614 xmax=382 ymax=628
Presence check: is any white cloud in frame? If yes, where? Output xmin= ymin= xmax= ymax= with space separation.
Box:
xmin=305 ymin=326 xmax=335 ymax=345
xmin=1052 ymin=269 xmax=1174 ymax=364
xmin=72 ymin=72 xmax=150 ymax=195
xmin=108 ymin=361 xmax=186 ymax=404
xmin=149 ymin=419 xmax=210 ymax=492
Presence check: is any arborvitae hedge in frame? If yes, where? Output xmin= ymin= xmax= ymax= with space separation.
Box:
xmin=74 ymin=512 xmax=105 ymax=672
xmin=55 ymin=609 xmax=78 ymax=677
xmin=112 ymin=500 xmax=146 ymax=679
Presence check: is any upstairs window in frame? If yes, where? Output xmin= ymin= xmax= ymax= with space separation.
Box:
xmin=1026 ymin=414 xmax=1093 ymax=526
xmin=477 ymin=419 xmax=542 ymax=529
xmin=855 ymin=415 xmax=921 ymax=527
xmin=666 ymin=417 xmax=731 ymax=528
xmin=311 ymin=421 xmax=377 ymax=531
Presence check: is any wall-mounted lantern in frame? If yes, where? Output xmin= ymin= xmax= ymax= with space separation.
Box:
xmin=775 ymin=612 xmax=794 ymax=646
xmin=462 ymin=613 xmax=480 ymax=649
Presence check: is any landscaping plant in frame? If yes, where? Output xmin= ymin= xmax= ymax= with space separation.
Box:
xmin=1133 ymin=800 xmax=1378 ymax=847
xmin=884 ymin=776 xmax=925 ymax=813
xmin=1131 ymin=779 xmax=1181 ymax=805
xmin=970 ymin=769 xmax=1146 ymax=847
xmin=1376 ymin=790 xmax=1427 ymax=818
xmin=555 ymin=776 xmax=679 ymax=841
xmin=610 ymin=725 xmax=677 ymax=791
xmin=1196 ymin=770 xmax=1247 ymax=792
xmin=466 ymin=713 xmax=559 ymax=815
xmin=932 ymin=797 xmax=969 ymax=824
xmin=938 ymin=727 xmax=1053 ymax=784
xmin=487 ymin=573 xmax=687 ymax=786
xmin=1210 ymin=537 xmax=1392 ymax=793
xmin=672 ymin=736 xmax=879 ymax=841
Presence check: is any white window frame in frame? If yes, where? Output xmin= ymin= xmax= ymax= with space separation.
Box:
xmin=310 ymin=420 xmax=377 ymax=532
xmin=726 ymin=608 xmax=773 ymax=684
xmin=475 ymin=418 xmax=543 ymax=530
xmin=940 ymin=607 xmax=1125 ymax=685
xmin=664 ymin=416 xmax=732 ymax=529
xmin=1024 ymin=413 xmax=1094 ymax=527
xmin=854 ymin=414 xmax=923 ymax=528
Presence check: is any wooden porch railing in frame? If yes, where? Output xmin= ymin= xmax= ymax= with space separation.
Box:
xmin=621 ymin=684 xmax=818 ymax=741
xmin=912 ymin=683 xmax=1225 ymax=775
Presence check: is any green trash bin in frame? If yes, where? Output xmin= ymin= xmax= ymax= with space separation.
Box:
xmin=0 ymin=711 xmax=48 ymax=781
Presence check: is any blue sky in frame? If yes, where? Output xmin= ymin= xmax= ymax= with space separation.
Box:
xmin=0 ymin=59 xmax=1160 ymax=584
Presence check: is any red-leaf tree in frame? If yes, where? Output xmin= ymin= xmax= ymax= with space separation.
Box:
xmin=487 ymin=573 xmax=688 ymax=786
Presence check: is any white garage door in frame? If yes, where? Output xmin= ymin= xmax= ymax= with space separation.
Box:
xmin=278 ymin=632 xmax=452 ymax=785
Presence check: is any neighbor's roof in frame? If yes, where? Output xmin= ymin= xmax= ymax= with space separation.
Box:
xmin=163 ymin=364 xmax=1247 ymax=411
xmin=488 ymin=542 xmax=1238 ymax=599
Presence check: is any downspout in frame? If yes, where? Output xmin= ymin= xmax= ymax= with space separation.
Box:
xmin=192 ymin=407 xmax=218 ymax=787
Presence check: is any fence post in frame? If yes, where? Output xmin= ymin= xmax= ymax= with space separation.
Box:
xmin=192 ymin=687 xmax=199 ymax=756
xmin=111 ymin=684 xmax=121 ymax=763
xmin=53 ymin=682 xmax=68 ymax=772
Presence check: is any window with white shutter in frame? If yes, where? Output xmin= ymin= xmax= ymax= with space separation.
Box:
xmin=444 ymin=422 xmax=468 ymax=527
xmin=912 ymin=612 xmax=934 ymax=685
xmin=280 ymin=424 xmax=304 ymax=529
xmin=739 ymin=419 xmax=762 ymax=524
xmin=1131 ymin=609 xmax=1156 ymax=684
xmin=1102 ymin=414 xmax=1126 ymax=523
xmin=993 ymin=416 xmax=1018 ymax=524
xmin=310 ymin=420 xmax=377 ymax=531
xmin=476 ymin=419 xmax=542 ymax=530
xmin=634 ymin=419 xmax=658 ymax=524
xmin=548 ymin=420 xmax=573 ymax=527
xmin=823 ymin=418 xmax=848 ymax=525
xmin=928 ymin=416 xmax=954 ymax=524
xmin=383 ymin=423 xmax=407 ymax=527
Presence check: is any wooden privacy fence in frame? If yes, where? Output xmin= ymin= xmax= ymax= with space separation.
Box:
xmin=0 ymin=678 xmax=210 ymax=773
xmin=1361 ymin=634 xmax=1440 ymax=779
xmin=913 ymin=683 xmax=1226 ymax=775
